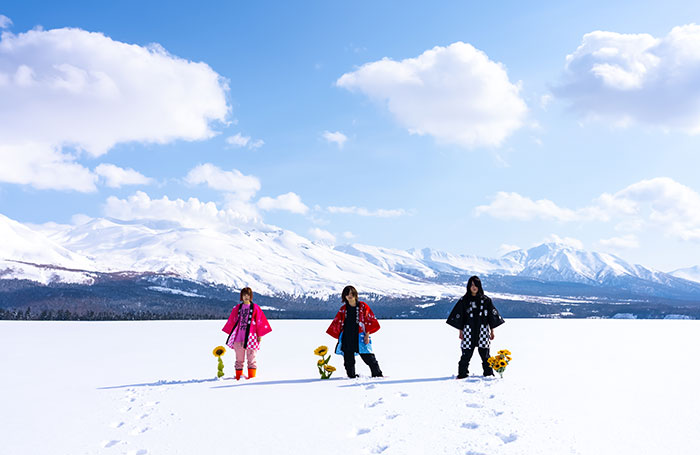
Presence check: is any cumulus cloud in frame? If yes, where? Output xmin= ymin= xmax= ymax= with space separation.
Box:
xmin=322 ymin=131 xmax=348 ymax=148
xmin=185 ymin=164 xmax=260 ymax=200
xmin=95 ymin=163 xmax=152 ymax=188
xmin=257 ymin=192 xmax=309 ymax=214
xmin=0 ymin=143 xmax=97 ymax=191
xmin=476 ymin=177 xmax=700 ymax=243
xmin=103 ymin=191 xmax=261 ymax=230
xmin=308 ymin=227 xmax=336 ymax=244
xmin=0 ymin=25 xmax=229 ymax=191
xmin=0 ymin=15 xmax=12 ymax=29
xmin=327 ymin=206 xmax=409 ymax=218
xmin=226 ymin=133 xmax=264 ymax=149
xmin=542 ymin=234 xmax=584 ymax=250
xmin=597 ymin=234 xmax=640 ymax=250
xmin=474 ymin=192 xmax=594 ymax=222
xmin=337 ymin=42 xmax=527 ymax=148
xmin=497 ymin=243 xmax=520 ymax=255
xmin=555 ymin=24 xmax=700 ymax=133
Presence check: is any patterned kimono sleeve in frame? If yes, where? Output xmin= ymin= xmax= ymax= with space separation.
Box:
xmin=485 ymin=298 xmax=505 ymax=329
xmin=446 ymin=298 xmax=465 ymax=329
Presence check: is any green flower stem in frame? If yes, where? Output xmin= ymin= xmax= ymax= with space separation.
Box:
xmin=217 ymin=357 xmax=225 ymax=378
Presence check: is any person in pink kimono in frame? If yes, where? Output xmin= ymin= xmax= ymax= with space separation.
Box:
xmin=222 ymin=287 xmax=272 ymax=380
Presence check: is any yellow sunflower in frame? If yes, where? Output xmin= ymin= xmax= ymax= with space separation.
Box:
xmin=506 ymin=356 xmax=512 ymax=362
xmin=212 ymin=346 xmax=226 ymax=357
xmin=498 ymin=360 xmax=507 ymax=368
xmin=314 ymin=346 xmax=329 ymax=356
xmin=317 ymin=359 xmax=325 ymax=366
xmin=500 ymin=349 xmax=512 ymax=356
xmin=324 ymin=365 xmax=336 ymax=372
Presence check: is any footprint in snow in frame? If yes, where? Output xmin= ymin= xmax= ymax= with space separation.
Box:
xmin=130 ymin=427 xmax=150 ymax=435
xmin=365 ymin=398 xmax=383 ymax=408
xmin=461 ymin=422 xmax=479 ymax=429
xmin=386 ymin=413 xmax=399 ymax=420
xmin=488 ymin=394 xmax=495 ymax=399
xmin=372 ymin=445 xmax=389 ymax=453
xmin=357 ymin=428 xmax=371 ymax=436
xmin=466 ymin=403 xmax=483 ymax=408
xmin=127 ymin=450 xmax=148 ymax=455
xmin=465 ymin=451 xmax=487 ymax=455
xmin=139 ymin=413 xmax=149 ymax=420
xmin=103 ymin=440 xmax=121 ymax=448
xmin=497 ymin=432 xmax=518 ymax=444
xmin=492 ymin=410 xmax=504 ymax=417
xmin=120 ymin=407 xmax=132 ymax=413
xmin=463 ymin=388 xmax=477 ymax=394
xmin=365 ymin=384 xmax=376 ymax=390
xmin=397 ymin=392 xmax=408 ymax=397
xmin=110 ymin=421 xmax=125 ymax=429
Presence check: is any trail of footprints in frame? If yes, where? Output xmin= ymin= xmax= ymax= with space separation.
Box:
xmin=352 ymin=376 xmax=520 ymax=454
xmin=101 ymin=387 xmax=167 ymax=454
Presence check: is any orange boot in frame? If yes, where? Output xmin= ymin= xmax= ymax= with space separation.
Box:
xmin=235 ymin=369 xmax=243 ymax=380
xmin=247 ymin=368 xmax=256 ymax=379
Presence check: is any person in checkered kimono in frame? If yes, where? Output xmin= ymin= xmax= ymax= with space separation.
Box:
xmin=222 ymin=287 xmax=272 ymax=380
xmin=446 ymin=276 xmax=505 ymax=379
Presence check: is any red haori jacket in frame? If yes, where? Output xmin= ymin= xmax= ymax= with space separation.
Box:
xmin=326 ymin=301 xmax=380 ymax=339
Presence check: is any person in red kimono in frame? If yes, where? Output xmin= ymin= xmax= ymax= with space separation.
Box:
xmin=222 ymin=287 xmax=272 ymax=380
xmin=326 ymin=285 xmax=383 ymax=378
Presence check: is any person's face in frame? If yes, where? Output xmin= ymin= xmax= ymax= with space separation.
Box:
xmin=345 ymin=293 xmax=357 ymax=306
xmin=242 ymin=293 xmax=251 ymax=303
xmin=469 ymin=282 xmax=479 ymax=296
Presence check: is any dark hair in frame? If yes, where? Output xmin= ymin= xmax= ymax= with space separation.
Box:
xmin=240 ymin=287 xmax=253 ymax=301
xmin=466 ymin=276 xmax=484 ymax=298
xmin=341 ymin=285 xmax=358 ymax=304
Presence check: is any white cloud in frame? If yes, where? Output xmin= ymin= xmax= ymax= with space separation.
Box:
xmin=342 ymin=231 xmax=356 ymax=239
xmin=308 ymin=227 xmax=336 ymax=244
xmin=476 ymin=177 xmax=700 ymax=243
xmin=0 ymin=26 xmax=229 ymax=191
xmin=327 ymin=206 xmax=408 ymax=218
xmin=597 ymin=234 xmax=640 ymax=250
xmin=497 ymin=243 xmax=520 ymax=255
xmin=225 ymin=133 xmax=264 ymax=149
xmin=0 ymin=142 xmax=97 ymax=191
xmin=322 ymin=131 xmax=348 ymax=148
xmin=185 ymin=164 xmax=260 ymax=200
xmin=257 ymin=192 xmax=309 ymax=214
xmin=0 ymin=15 xmax=12 ymax=29
xmin=337 ymin=42 xmax=527 ymax=148
xmin=555 ymin=25 xmax=700 ymax=133
xmin=542 ymin=234 xmax=584 ymax=250
xmin=103 ymin=191 xmax=262 ymax=230
xmin=474 ymin=192 xmax=588 ymax=222
xmin=95 ymin=163 xmax=152 ymax=188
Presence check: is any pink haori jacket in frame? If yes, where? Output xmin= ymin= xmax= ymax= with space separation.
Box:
xmin=222 ymin=303 xmax=272 ymax=351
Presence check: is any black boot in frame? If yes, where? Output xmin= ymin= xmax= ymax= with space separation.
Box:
xmin=344 ymin=351 xmax=357 ymax=378
xmin=457 ymin=348 xmax=474 ymax=379
xmin=360 ymin=353 xmax=383 ymax=377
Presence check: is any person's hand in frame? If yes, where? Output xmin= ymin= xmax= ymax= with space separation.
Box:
xmin=257 ymin=336 xmax=261 ymax=342
xmin=490 ymin=330 xmax=495 ymax=340
xmin=459 ymin=331 xmax=464 ymax=340
xmin=364 ymin=333 xmax=370 ymax=344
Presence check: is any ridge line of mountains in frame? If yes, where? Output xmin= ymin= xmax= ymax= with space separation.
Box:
xmin=2 ymin=213 xmax=699 ymax=319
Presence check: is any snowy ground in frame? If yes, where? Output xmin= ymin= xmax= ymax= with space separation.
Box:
xmin=1 ymin=319 xmax=699 ymax=455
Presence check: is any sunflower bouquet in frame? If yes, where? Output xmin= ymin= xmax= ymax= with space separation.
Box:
xmin=213 ymin=346 xmax=226 ymax=379
xmin=314 ymin=345 xmax=336 ymax=379
xmin=488 ymin=349 xmax=512 ymax=378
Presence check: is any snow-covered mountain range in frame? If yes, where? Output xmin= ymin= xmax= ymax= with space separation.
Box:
xmin=2 ymin=212 xmax=700 ymax=300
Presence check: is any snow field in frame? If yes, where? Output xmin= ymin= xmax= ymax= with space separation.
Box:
xmin=1 ymin=319 xmax=699 ymax=454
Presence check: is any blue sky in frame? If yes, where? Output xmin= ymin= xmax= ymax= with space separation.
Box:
xmin=3 ymin=0 xmax=700 ymax=271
